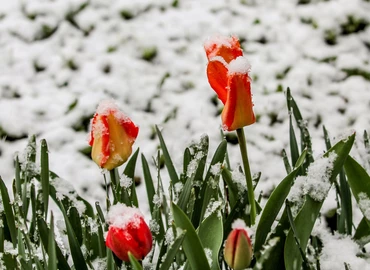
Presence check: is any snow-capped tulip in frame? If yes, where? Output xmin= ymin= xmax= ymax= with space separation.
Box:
xmin=205 ymin=35 xmax=255 ymax=131
xmin=204 ymin=35 xmax=243 ymax=63
xmin=206 ymin=51 xmax=255 ymax=131
xmin=106 ymin=204 xmax=152 ymax=262
xmin=224 ymin=221 xmax=253 ymax=270
xmin=88 ymin=100 xmax=139 ymax=170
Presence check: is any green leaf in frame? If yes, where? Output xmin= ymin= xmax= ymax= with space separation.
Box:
xmin=281 ymin=149 xmax=292 ymax=174
xmin=159 ymin=230 xmax=186 ymax=270
xmin=221 ymin=168 xmax=238 ymax=208
xmin=156 ymin=125 xmax=179 ymax=184
xmin=171 ymin=203 xmax=211 ymax=270
xmin=14 ymin=156 xmax=21 ymax=198
xmin=284 ymin=134 xmax=355 ymax=270
xmin=344 ymin=155 xmax=370 ymax=225
xmin=354 ymin=217 xmax=370 ymax=246
xmin=123 ymin=148 xmax=140 ymax=207
xmin=43 ymin=171 xmax=94 ymax=218
xmin=193 ymin=140 xmax=226 ymax=227
xmin=18 ymin=230 xmax=27 ymax=266
xmin=254 ymin=150 xmax=307 ymax=253
xmin=0 ymin=177 xmax=16 ymax=247
xmin=37 ymin=218 xmax=71 ymax=270
xmin=177 ymin=173 xmax=195 ymax=214
xmin=285 ymin=200 xmax=310 ymax=269
xmin=128 ymin=252 xmax=143 ymax=270
xmin=68 ymin=207 xmax=83 ymax=246
xmin=48 ymin=213 xmax=57 ymax=270
xmin=253 ymin=237 xmax=280 ymax=270
xmin=287 ymin=88 xmax=313 ymax=168
xmin=59 ymin=202 xmax=88 ymax=270
xmin=40 ymin=139 xmax=50 ymax=219
xmin=198 ymin=212 xmax=223 ymax=270
xmin=142 ymin=154 xmax=155 ymax=214
xmin=183 ymin=148 xmax=191 ymax=175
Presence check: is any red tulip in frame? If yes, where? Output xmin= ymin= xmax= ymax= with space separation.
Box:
xmin=204 ymin=36 xmax=255 ymax=131
xmin=105 ymin=204 xmax=152 ymax=262
xmin=224 ymin=221 xmax=253 ymax=270
xmin=88 ymin=100 xmax=139 ymax=170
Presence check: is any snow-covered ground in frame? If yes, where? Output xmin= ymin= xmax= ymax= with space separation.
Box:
xmin=0 ymin=0 xmax=370 ymax=267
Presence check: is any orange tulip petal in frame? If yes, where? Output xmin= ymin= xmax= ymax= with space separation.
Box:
xmin=204 ymin=36 xmax=243 ymax=63
xmin=207 ymin=59 xmax=228 ymax=104
xmin=222 ymin=73 xmax=255 ymax=131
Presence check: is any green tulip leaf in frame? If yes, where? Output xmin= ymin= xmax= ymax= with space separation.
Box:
xmin=128 ymin=252 xmax=143 ymax=270
xmin=284 ymin=133 xmax=355 ymax=270
xmin=172 ymin=203 xmax=211 ymax=270
xmin=255 ymin=149 xmax=307 ymax=253
xmin=344 ymin=155 xmax=370 ymax=225
xmin=156 ymin=125 xmax=179 ymax=184
xmin=198 ymin=212 xmax=223 ymax=270
xmin=160 ymin=230 xmax=187 ymax=270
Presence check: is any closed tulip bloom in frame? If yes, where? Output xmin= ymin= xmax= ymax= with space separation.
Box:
xmin=205 ymin=36 xmax=255 ymax=131
xmin=88 ymin=100 xmax=139 ymax=170
xmin=106 ymin=204 xmax=152 ymax=262
xmin=224 ymin=220 xmax=253 ymax=270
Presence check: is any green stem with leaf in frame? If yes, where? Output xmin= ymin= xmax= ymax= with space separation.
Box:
xmin=236 ymin=128 xmax=256 ymax=225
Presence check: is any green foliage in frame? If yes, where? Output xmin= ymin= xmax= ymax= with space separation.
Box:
xmin=1 ymin=88 xmax=370 ymax=270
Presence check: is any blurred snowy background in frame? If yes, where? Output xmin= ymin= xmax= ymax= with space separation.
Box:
xmin=0 ymin=0 xmax=369 ymax=211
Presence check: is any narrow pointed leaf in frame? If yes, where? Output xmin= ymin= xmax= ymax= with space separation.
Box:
xmin=59 ymin=202 xmax=88 ymax=270
xmin=128 ymin=252 xmax=143 ymax=270
xmin=41 ymin=139 xmax=50 ymax=219
xmin=172 ymin=203 xmax=210 ymax=270
xmin=159 ymin=230 xmax=186 ymax=270
xmin=198 ymin=212 xmax=223 ymax=270
xmin=48 ymin=213 xmax=57 ymax=270
xmin=284 ymin=134 xmax=355 ymax=270
xmin=344 ymin=155 xmax=370 ymax=225
xmin=156 ymin=125 xmax=179 ymax=184
xmin=254 ymin=150 xmax=306 ymax=253
xmin=0 ymin=177 xmax=16 ymax=247
xmin=123 ymin=148 xmax=140 ymax=207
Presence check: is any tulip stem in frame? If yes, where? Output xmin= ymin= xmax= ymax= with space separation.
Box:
xmin=236 ymin=128 xmax=256 ymax=225
xmin=103 ymin=174 xmax=111 ymax=211
xmin=109 ymin=169 xmax=119 ymax=204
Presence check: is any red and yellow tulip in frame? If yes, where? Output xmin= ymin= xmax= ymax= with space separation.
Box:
xmin=89 ymin=100 xmax=139 ymax=170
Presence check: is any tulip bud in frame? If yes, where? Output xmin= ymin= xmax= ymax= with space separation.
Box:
xmin=105 ymin=203 xmax=152 ymax=262
xmin=88 ymin=100 xmax=139 ymax=170
xmin=224 ymin=219 xmax=253 ymax=270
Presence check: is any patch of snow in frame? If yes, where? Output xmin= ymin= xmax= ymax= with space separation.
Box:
xmin=106 ymin=203 xmax=144 ymax=229
xmin=228 ymin=56 xmax=251 ymax=75
xmin=358 ymin=192 xmax=370 ymax=221
xmin=120 ymin=174 xmax=133 ymax=189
